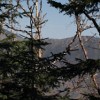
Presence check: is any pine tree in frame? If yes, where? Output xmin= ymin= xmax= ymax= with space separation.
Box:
xmin=0 ymin=0 xmax=66 ymax=100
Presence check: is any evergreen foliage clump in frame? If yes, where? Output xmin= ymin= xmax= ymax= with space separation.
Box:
xmin=0 ymin=0 xmax=100 ymax=100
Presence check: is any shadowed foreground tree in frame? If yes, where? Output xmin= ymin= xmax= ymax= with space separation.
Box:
xmin=0 ymin=0 xmax=100 ymax=100
xmin=0 ymin=0 xmax=66 ymax=100
xmin=0 ymin=0 xmax=74 ymax=100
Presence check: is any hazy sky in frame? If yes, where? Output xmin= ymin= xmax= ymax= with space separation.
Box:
xmin=42 ymin=0 xmax=76 ymax=39
xmin=18 ymin=0 xmax=98 ymax=39
xmin=18 ymin=0 xmax=75 ymax=39
xmin=41 ymin=0 xmax=99 ymax=39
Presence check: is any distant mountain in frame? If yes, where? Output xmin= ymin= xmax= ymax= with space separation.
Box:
xmin=43 ymin=36 xmax=100 ymax=63
xmin=0 ymin=29 xmax=23 ymax=40
xmin=1 ymin=30 xmax=100 ymax=63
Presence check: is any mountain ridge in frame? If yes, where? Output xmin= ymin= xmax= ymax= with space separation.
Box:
xmin=43 ymin=36 xmax=100 ymax=63
xmin=1 ymin=30 xmax=100 ymax=61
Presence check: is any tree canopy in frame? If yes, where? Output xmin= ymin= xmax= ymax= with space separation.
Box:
xmin=0 ymin=0 xmax=100 ymax=100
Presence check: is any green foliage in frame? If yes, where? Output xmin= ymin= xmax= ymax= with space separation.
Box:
xmin=48 ymin=0 xmax=100 ymax=15
xmin=0 ymin=35 xmax=63 ymax=100
xmin=0 ymin=1 xmax=62 ymax=99
xmin=0 ymin=0 xmax=100 ymax=100
xmin=55 ymin=59 xmax=100 ymax=80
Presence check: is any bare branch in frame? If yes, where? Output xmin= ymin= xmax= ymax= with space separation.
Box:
xmin=5 ymin=24 xmax=32 ymax=37
xmin=83 ymin=11 xmax=100 ymax=35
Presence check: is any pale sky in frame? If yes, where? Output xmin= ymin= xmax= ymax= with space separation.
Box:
xmin=17 ymin=0 xmax=76 ymax=39
xmin=42 ymin=0 xmax=76 ymax=39
xmin=39 ymin=0 xmax=99 ymax=39
xmin=16 ymin=0 xmax=99 ymax=39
